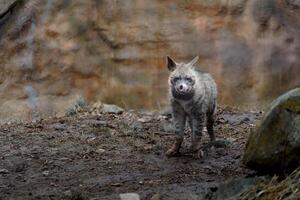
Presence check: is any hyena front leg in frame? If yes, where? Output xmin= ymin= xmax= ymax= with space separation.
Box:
xmin=166 ymin=102 xmax=186 ymax=157
xmin=191 ymin=113 xmax=205 ymax=159
xmin=188 ymin=116 xmax=193 ymax=133
xmin=206 ymin=112 xmax=215 ymax=142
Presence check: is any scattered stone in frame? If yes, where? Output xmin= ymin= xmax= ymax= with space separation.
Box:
xmin=0 ymin=168 xmax=9 ymax=174
xmin=96 ymin=148 xmax=105 ymax=154
xmin=111 ymin=183 xmax=122 ymax=187
xmin=243 ymin=88 xmax=300 ymax=173
xmin=81 ymin=119 xmax=107 ymax=127
xmin=80 ymin=124 xmax=87 ymax=128
xmin=51 ymin=123 xmax=66 ymax=131
xmin=87 ymin=137 xmax=97 ymax=143
xmin=219 ymin=114 xmax=252 ymax=126
xmin=137 ymin=116 xmax=152 ymax=123
xmin=202 ymin=165 xmax=213 ymax=171
xmin=160 ymin=107 xmax=172 ymax=119
xmin=50 ymin=182 xmax=58 ymax=187
xmin=212 ymin=138 xmax=233 ymax=148
xmin=150 ymin=193 xmax=160 ymax=200
xmin=92 ymin=120 xmax=107 ymax=127
xmin=226 ymin=137 xmax=237 ymax=143
xmin=59 ymin=157 xmax=71 ymax=161
xmin=120 ymin=193 xmax=140 ymax=200
xmin=50 ymin=148 xmax=58 ymax=152
xmin=42 ymin=170 xmax=50 ymax=176
xmin=162 ymin=121 xmax=174 ymax=133
xmin=143 ymin=145 xmax=153 ymax=151
xmin=64 ymin=190 xmax=72 ymax=197
xmin=130 ymin=121 xmax=143 ymax=132
xmin=101 ymin=104 xmax=124 ymax=114
xmin=14 ymin=162 xmax=27 ymax=172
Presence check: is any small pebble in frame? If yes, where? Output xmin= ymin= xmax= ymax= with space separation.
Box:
xmin=42 ymin=170 xmax=50 ymax=176
xmin=96 ymin=148 xmax=106 ymax=154
xmin=120 ymin=193 xmax=140 ymax=200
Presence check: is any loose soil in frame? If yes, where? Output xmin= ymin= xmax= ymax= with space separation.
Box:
xmin=0 ymin=107 xmax=262 ymax=200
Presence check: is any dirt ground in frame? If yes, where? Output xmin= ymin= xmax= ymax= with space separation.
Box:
xmin=0 ymin=107 xmax=262 ymax=200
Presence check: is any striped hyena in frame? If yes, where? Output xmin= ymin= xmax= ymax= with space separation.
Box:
xmin=166 ymin=56 xmax=217 ymax=159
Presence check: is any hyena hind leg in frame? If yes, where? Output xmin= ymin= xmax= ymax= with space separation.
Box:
xmin=206 ymin=112 xmax=215 ymax=142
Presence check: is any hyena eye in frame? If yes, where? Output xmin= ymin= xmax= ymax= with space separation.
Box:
xmin=171 ymin=77 xmax=180 ymax=84
xmin=185 ymin=77 xmax=194 ymax=83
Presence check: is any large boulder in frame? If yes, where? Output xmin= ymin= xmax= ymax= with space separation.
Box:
xmin=243 ymin=88 xmax=300 ymax=173
xmin=0 ymin=0 xmax=17 ymax=16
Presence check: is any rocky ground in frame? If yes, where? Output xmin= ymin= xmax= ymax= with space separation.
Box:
xmin=0 ymin=106 xmax=262 ymax=200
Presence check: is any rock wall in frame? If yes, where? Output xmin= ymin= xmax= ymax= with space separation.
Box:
xmin=0 ymin=0 xmax=299 ymax=121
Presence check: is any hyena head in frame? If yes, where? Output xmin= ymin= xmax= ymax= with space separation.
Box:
xmin=167 ymin=56 xmax=199 ymax=101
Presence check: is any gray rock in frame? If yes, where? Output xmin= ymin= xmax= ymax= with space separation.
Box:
xmin=81 ymin=119 xmax=107 ymax=127
xmin=243 ymin=88 xmax=300 ymax=173
xmin=211 ymin=177 xmax=267 ymax=200
xmin=283 ymin=0 xmax=300 ymax=9
xmin=130 ymin=121 xmax=143 ymax=132
xmin=42 ymin=170 xmax=50 ymax=176
xmin=222 ymin=114 xmax=251 ymax=125
xmin=120 ymin=193 xmax=140 ymax=200
xmin=0 ymin=0 xmax=17 ymax=16
xmin=137 ymin=116 xmax=152 ymax=123
xmin=162 ymin=121 xmax=175 ymax=133
xmin=96 ymin=148 xmax=105 ymax=154
xmin=150 ymin=193 xmax=160 ymax=200
xmin=101 ymin=104 xmax=124 ymax=114
xmin=0 ymin=168 xmax=9 ymax=174
xmin=51 ymin=123 xmax=66 ymax=131
xmin=160 ymin=107 xmax=172 ymax=119
xmin=212 ymin=138 xmax=233 ymax=148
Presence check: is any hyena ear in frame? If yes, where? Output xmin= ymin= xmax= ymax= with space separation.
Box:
xmin=166 ymin=56 xmax=177 ymax=71
xmin=187 ymin=56 xmax=199 ymax=67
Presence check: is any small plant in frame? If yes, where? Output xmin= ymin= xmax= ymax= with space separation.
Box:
xmin=66 ymin=95 xmax=88 ymax=116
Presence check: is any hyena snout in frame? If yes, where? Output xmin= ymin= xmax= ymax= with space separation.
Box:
xmin=175 ymin=82 xmax=190 ymax=93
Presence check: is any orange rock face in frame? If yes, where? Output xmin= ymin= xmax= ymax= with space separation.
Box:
xmin=0 ymin=0 xmax=299 ymax=121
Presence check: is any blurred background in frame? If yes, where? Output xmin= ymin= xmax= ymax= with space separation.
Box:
xmin=0 ymin=0 xmax=299 ymax=122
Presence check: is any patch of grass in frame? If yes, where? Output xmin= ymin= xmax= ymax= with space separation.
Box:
xmin=66 ymin=191 xmax=87 ymax=200
xmin=66 ymin=96 xmax=88 ymax=116
xmin=233 ymin=167 xmax=300 ymax=200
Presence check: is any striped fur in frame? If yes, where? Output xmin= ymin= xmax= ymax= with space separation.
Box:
xmin=166 ymin=56 xmax=217 ymax=158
